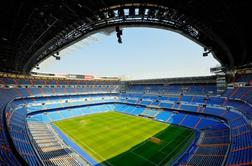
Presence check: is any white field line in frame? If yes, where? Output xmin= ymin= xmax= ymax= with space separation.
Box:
xmin=130 ymin=127 xmax=168 ymax=153
xmin=158 ymin=130 xmax=183 ymax=151
xmin=157 ymin=132 xmax=194 ymax=165
xmin=58 ymin=125 xmax=114 ymax=166
xmin=130 ymin=151 xmax=157 ymax=166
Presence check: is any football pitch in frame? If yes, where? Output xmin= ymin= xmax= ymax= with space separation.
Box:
xmin=54 ymin=111 xmax=195 ymax=166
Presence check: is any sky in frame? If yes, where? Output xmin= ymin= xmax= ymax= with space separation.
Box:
xmin=33 ymin=27 xmax=220 ymax=80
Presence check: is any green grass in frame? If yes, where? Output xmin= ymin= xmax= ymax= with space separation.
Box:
xmin=54 ymin=111 xmax=195 ymax=166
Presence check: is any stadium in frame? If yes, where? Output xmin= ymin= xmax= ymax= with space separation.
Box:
xmin=0 ymin=1 xmax=252 ymax=166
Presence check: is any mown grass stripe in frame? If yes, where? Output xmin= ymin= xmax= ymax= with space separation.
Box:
xmin=54 ymin=111 xmax=194 ymax=165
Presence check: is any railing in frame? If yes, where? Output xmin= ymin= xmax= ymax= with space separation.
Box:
xmin=26 ymin=121 xmax=45 ymax=166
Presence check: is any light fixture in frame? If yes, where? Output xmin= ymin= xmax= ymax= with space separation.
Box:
xmin=116 ymin=26 xmax=123 ymax=44
xmin=203 ymin=48 xmax=211 ymax=57
xmin=52 ymin=52 xmax=60 ymax=60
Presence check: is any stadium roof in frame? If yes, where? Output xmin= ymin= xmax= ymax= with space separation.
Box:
xmin=0 ymin=0 xmax=250 ymax=74
xmin=125 ymin=76 xmax=217 ymax=85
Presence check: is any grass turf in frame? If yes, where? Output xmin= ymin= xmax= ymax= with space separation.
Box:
xmin=54 ymin=111 xmax=195 ymax=166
